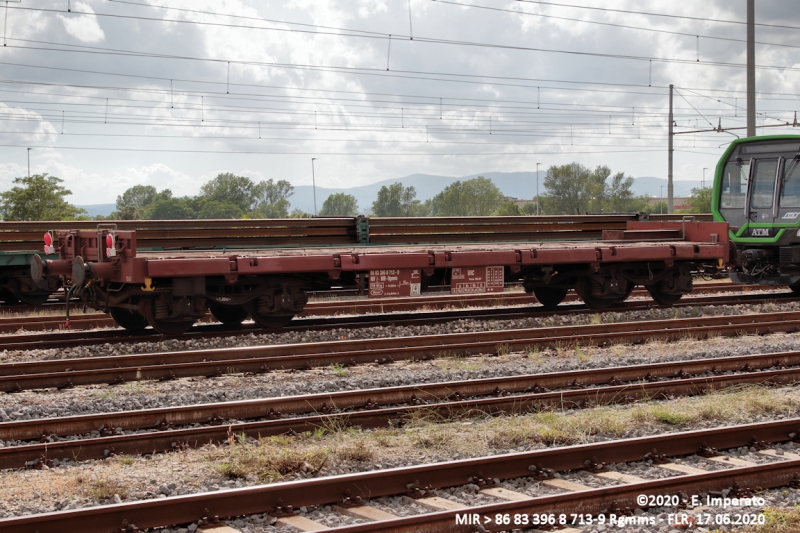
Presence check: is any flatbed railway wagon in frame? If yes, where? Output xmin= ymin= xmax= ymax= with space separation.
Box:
xmin=0 ymin=214 xmax=707 ymax=309
xmin=32 ymin=217 xmax=730 ymax=334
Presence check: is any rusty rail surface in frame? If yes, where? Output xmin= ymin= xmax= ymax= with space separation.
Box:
xmin=0 ymin=214 xmax=714 ymax=251
xmin=0 ymin=288 xmax=793 ymax=355
xmin=3 ymin=308 xmax=800 ymax=392
xmin=1 ymin=349 xmax=798 ymax=469
xmin=324 ymin=462 xmax=799 ymax=533
xmin=0 ymin=417 xmax=795 ymax=533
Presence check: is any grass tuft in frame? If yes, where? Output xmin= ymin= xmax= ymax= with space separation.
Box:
xmin=329 ymin=362 xmax=348 ymax=377
xmin=87 ymin=477 xmax=129 ymax=500
xmin=743 ymin=506 xmax=800 ymax=533
xmin=211 ymin=435 xmax=328 ymax=481
xmin=336 ymin=440 xmax=375 ymax=463
xmin=649 ymin=406 xmax=693 ymax=425
xmin=574 ymin=343 xmax=590 ymax=363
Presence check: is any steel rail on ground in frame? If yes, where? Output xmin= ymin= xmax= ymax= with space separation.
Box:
xmin=1 ymin=349 xmax=799 ymax=469
xmin=0 ymin=289 xmax=794 ymax=354
xmin=0 ymin=417 xmax=796 ymax=533
xmin=3 ymin=309 xmax=800 ymax=392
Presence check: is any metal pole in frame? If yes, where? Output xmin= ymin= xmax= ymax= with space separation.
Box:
xmin=311 ymin=158 xmax=317 ymax=216
xmin=660 ymin=185 xmax=664 ymax=214
xmin=703 ymin=168 xmax=709 ymax=189
xmin=27 ymin=148 xmax=31 ymax=178
xmin=747 ymin=0 xmax=755 ymax=137
xmin=668 ymin=84 xmax=674 ymax=214
xmin=535 ymin=162 xmax=540 ymax=215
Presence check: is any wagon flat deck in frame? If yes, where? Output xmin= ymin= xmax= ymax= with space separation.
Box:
xmin=122 ymin=221 xmax=729 ymax=280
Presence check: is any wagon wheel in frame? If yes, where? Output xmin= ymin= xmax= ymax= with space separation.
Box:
xmin=144 ymin=298 xmax=196 ymax=335
xmin=209 ymin=303 xmax=249 ymax=326
xmin=147 ymin=316 xmax=196 ymax=335
xmin=242 ymin=301 xmax=294 ymax=330
xmin=611 ymin=281 xmax=635 ymax=303
xmin=531 ymin=286 xmax=568 ymax=310
xmin=109 ymin=307 xmax=149 ymax=332
xmin=575 ymin=279 xmax=616 ymax=310
xmin=647 ymin=286 xmax=683 ymax=306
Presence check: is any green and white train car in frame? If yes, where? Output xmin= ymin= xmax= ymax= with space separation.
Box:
xmin=714 ymin=134 xmax=800 ymax=289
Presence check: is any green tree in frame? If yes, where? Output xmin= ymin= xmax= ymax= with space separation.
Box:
xmin=682 ymin=187 xmax=712 ymax=214
xmin=199 ymin=173 xmax=257 ymax=213
xmin=644 ymin=200 xmax=669 ymax=215
xmin=196 ymin=200 xmax=243 ymax=219
xmin=113 ymin=185 xmax=172 ymax=219
xmin=603 ymin=172 xmax=646 ymax=213
xmin=541 ymin=163 xmax=608 ymax=215
xmin=288 ymin=208 xmax=312 ymax=218
xmin=494 ymin=200 xmax=522 ymax=216
xmin=319 ymin=193 xmax=358 ymax=216
xmin=115 ymin=205 xmax=142 ymax=220
xmin=0 ymin=174 xmax=87 ymax=220
xmin=372 ymin=183 xmax=422 ymax=216
xmin=429 ymin=176 xmax=505 ymax=216
xmin=521 ymin=202 xmax=539 ymax=215
xmin=250 ymin=179 xmax=293 ymax=218
xmin=116 ymin=185 xmax=158 ymax=212
xmin=145 ymin=197 xmax=195 ymax=219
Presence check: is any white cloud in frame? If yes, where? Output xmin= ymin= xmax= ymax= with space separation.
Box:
xmin=57 ymin=2 xmax=104 ymax=43
xmin=0 ymin=103 xmax=58 ymax=144
xmin=0 ymin=0 xmax=796 ymax=203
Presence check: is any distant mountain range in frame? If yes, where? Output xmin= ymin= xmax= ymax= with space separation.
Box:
xmin=78 ymin=172 xmax=704 ymax=217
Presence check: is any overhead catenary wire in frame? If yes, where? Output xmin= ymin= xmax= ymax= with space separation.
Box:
xmin=0 ymin=143 xmax=672 ymax=156
xmin=436 ymin=0 xmax=800 ymax=51
xmin=6 ymin=50 xmax=800 ymax=102
xmin=7 ymin=33 xmax=800 ymax=77
xmin=514 ymin=0 xmax=800 ymax=30
xmin=0 ymin=1 xmax=790 ymax=176
xmin=5 ymin=95 xmax=764 ymax=125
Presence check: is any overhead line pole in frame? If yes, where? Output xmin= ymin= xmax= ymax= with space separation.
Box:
xmin=536 ymin=162 xmax=540 ymax=216
xmin=747 ymin=0 xmax=755 ymax=137
xmin=311 ymin=158 xmax=318 ymax=216
xmin=668 ymin=84 xmax=673 ymax=214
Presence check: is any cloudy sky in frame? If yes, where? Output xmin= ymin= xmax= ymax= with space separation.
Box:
xmin=1 ymin=0 xmax=799 ymax=205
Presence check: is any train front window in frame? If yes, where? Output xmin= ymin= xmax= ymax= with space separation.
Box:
xmin=720 ymin=160 xmax=750 ymax=208
xmin=750 ymin=159 xmax=778 ymax=210
xmin=780 ymin=156 xmax=800 ymax=208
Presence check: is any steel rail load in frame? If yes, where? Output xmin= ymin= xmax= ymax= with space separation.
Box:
xmin=32 ymin=218 xmax=729 ymax=334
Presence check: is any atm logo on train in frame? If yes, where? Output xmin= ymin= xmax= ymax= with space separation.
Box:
xmin=750 ymin=228 xmax=771 ymax=237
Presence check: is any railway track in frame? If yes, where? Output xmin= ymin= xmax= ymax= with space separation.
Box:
xmin=4 ymin=307 xmax=800 ymax=392
xmin=1 ymin=417 xmax=797 ymax=533
xmin=1 ymin=349 xmax=797 ymax=469
xmin=0 ymin=288 xmax=794 ymax=355
xmin=0 ymin=281 xmax=763 ymax=334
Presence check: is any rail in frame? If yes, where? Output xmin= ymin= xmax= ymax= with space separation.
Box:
xmin=2 ymin=349 xmax=798 ymax=469
xmin=0 ymin=214 xmax=713 ymax=252
xmin=0 ymin=417 xmax=797 ymax=532
xmin=3 ymin=306 xmax=799 ymax=391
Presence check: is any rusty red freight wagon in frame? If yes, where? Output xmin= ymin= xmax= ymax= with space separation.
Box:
xmin=32 ymin=219 xmax=730 ymax=334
